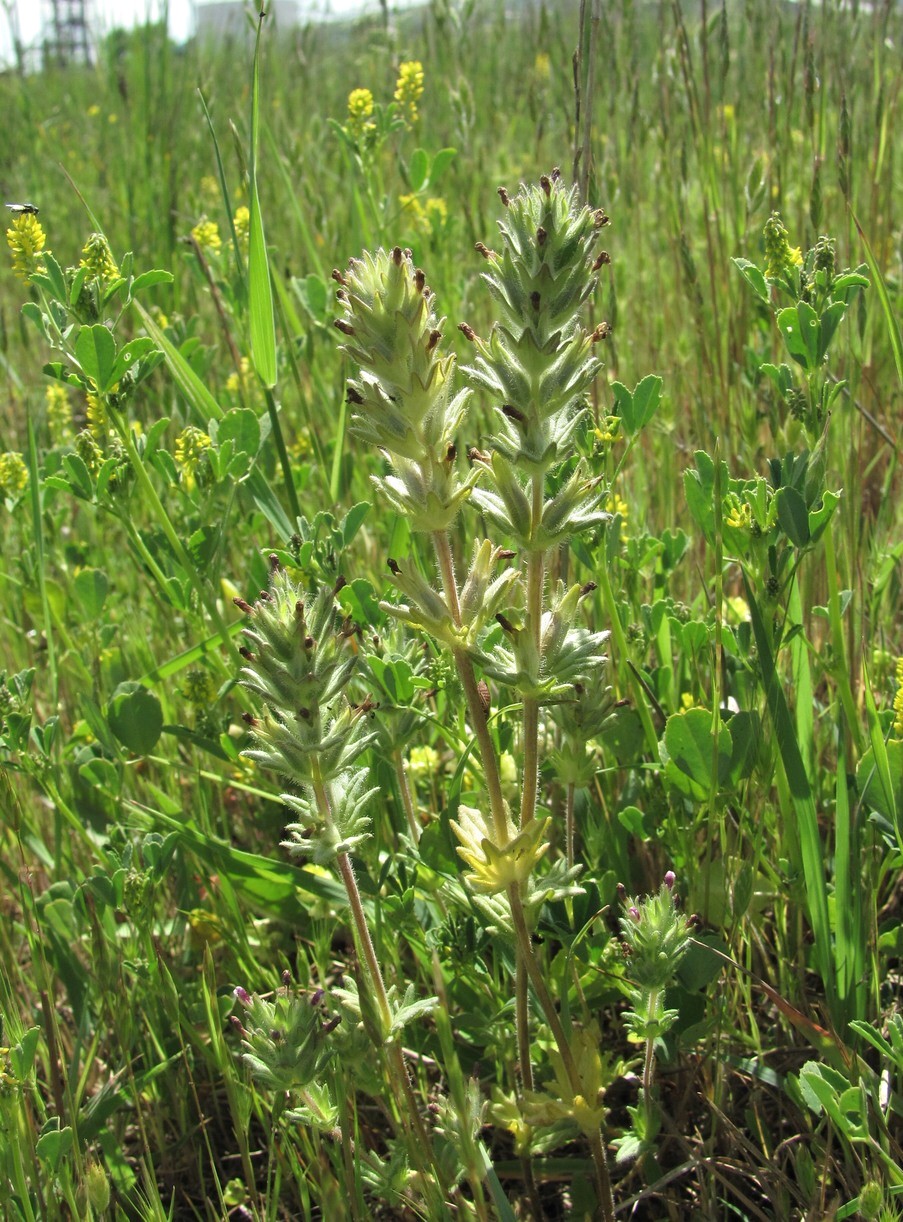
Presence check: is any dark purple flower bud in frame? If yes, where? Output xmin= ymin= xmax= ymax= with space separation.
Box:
xmin=664 ymin=871 xmax=676 ymax=889
xmin=234 ymin=986 xmax=251 ymax=1007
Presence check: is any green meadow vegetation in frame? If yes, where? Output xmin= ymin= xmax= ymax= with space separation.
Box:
xmin=0 ymin=0 xmax=901 ymax=1216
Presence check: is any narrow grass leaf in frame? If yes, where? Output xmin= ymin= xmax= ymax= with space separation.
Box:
xmin=745 ymin=575 xmax=834 ymax=1003
xmin=852 ymin=210 xmax=903 ymax=385
xmin=248 ymin=18 xmax=277 ymax=389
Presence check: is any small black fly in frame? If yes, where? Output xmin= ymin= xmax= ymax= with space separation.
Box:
xmin=5 ymin=203 xmax=39 ymax=216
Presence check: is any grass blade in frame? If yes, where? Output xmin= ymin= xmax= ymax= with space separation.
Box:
xmin=852 ymin=209 xmax=903 ymax=386
xmin=248 ymin=13 xmax=277 ymax=389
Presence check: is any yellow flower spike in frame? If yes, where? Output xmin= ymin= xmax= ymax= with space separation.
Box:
xmin=7 ymin=212 xmax=47 ymax=284
xmin=45 ymin=384 xmax=74 ymax=446
xmin=232 ymin=205 xmax=250 ymax=255
xmin=893 ymin=657 xmax=903 ymax=738
xmin=450 ymin=804 xmax=550 ymax=896
xmin=394 ymin=60 xmax=424 ymax=125
xmin=191 ymin=218 xmax=221 ymax=254
xmin=0 ymin=452 xmax=28 ymax=500
xmin=80 ymin=232 xmax=119 ymax=285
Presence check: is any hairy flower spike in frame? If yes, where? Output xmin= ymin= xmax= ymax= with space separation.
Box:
xmin=463 ymin=173 xmax=607 ymax=474
xmin=335 ymin=247 xmax=477 ymax=530
xmin=451 ymin=804 xmax=551 ymax=896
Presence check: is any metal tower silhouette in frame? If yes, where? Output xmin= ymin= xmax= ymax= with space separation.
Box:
xmin=45 ymin=0 xmax=92 ymax=67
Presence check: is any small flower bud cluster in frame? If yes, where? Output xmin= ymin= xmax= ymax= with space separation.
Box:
xmin=237 ymin=560 xmax=378 ymax=863
xmin=618 ymin=873 xmax=696 ymax=1043
xmin=232 ymin=979 xmax=339 ymax=1095
xmin=335 ymin=247 xmax=478 ymax=533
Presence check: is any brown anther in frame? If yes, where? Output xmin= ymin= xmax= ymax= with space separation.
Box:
xmin=614 ymin=698 xmax=630 ymax=708
xmin=540 ymin=174 xmax=552 ymax=196
xmin=498 ymin=186 xmax=510 ymax=206
xmin=592 ymin=251 xmax=611 ymax=270
xmin=474 ymin=241 xmax=495 ymax=259
xmin=282 ymin=970 xmax=293 ymax=987
xmin=335 ymin=289 xmax=348 ymax=303
xmin=592 ymin=321 xmax=613 ymax=342
xmin=388 ymin=558 xmax=401 ymax=575
xmin=580 ymin=581 xmax=597 ymax=597
xmin=331 ymin=268 xmax=346 ymax=285
xmin=468 ymin=447 xmax=491 ymax=464
xmin=298 ymin=707 xmax=311 ymax=720
xmin=593 ymin=209 xmax=610 ymax=229
xmin=233 ymin=597 xmax=253 ymax=614
xmin=458 ymin=322 xmax=477 ymax=342
xmin=332 ymin=575 xmax=347 ymax=596
xmin=427 ymin=328 xmax=442 ymax=351
xmin=502 ymin=403 xmax=526 ymax=422
xmin=551 ymin=166 xmax=561 ymax=181
xmin=392 ymin=246 xmax=403 ymax=265
xmin=616 ymin=882 xmax=627 ymax=899
xmin=304 ymin=635 xmax=315 ymax=649
xmin=347 ymin=386 xmax=364 ymax=405
xmin=530 ymin=290 xmax=541 ymax=310
xmin=498 ymin=548 xmax=516 ymax=560
xmin=536 ymin=226 xmax=547 ymax=246
xmin=446 ymin=443 xmax=457 ymax=462
xmin=334 ymin=319 xmax=355 ymax=336
xmin=258 ymin=590 xmax=271 ymax=601
xmin=269 ymin=553 xmax=282 ymax=572
xmin=241 ymin=712 xmax=259 ymax=727
xmin=295 ymin=600 xmax=305 ymax=618
xmin=239 ymin=646 xmax=253 ymax=660
xmin=414 ymin=268 xmax=426 ymax=292
xmin=476 ymin=680 xmax=491 ymax=716
xmin=496 ymin=613 xmax=516 ymax=634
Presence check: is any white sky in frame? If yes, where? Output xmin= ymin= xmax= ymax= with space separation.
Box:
xmin=0 ymin=1 xmax=371 ymax=67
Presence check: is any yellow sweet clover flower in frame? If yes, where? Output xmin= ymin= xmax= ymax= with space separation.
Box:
xmin=80 ymin=232 xmax=119 ymax=286
xmin=225 ymin=356 xmax=254 ymax=399
xmin=893 ymin=658 xmax=903 ymax=738
xmin=533 ymin=52 xmax=551 ymax=83
xmin=191 ymin=218 xmax=221 ymax=255
xmin=593 ymin=415 xmax=621 ymax=455
xmin=233 ymin=205 xmax=250 ymax=255
xmin=0 ymin=452 xmax=28 ymax=500
xmin=75 ymin=429 xmax=103 ymax=474
xmin=424 ymin=197 xmax=447 ymax=229
xmin=87 ymin=103 xmax=100 ymax=117
xmin=407 ymin=744 xmax=440 ymax=786
xmin=724 ymin=495 xmax=752 ymax=532
xmin=7 ymin=211 xmax=47 ymax=284
xmin=46 ymin=383 xmax=73 ymax=445
xmin=86 ymin=392 xmax=108 ymax=442
xmin=290 ymin=428 xmax=313 ymax=460
xmin=763 ymin=212 xmax=802 ymax=279
xmin=605 ymin=491 xmax=629 ymax=542
xmin=347 ymin=87 xmax=376 ymax=140
xmin=174 ymin=425 xmax=211 ymax=491
xmin=394 ymin=60 xmax=424 ymax=125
